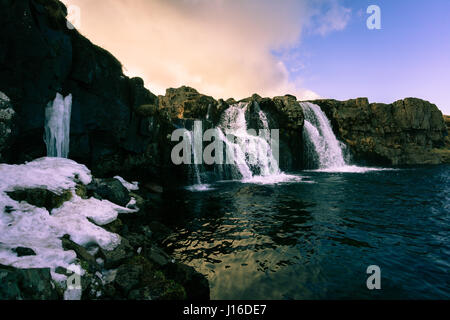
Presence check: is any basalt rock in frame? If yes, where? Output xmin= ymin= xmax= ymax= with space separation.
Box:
xmin=87 ymin=178 xmax=131 ymax=207
xmin=159 ymin=86 xmax=221 ymax=122
xmin=0 ymin=0 xmax=176 ymax=186
xmin=312 ymin=98 xmax=448 ymax=165
xmin=0 ymin=264 xmax=60 ymax=300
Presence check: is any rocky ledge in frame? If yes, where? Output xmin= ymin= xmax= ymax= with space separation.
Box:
xmin=313 ymin=98 xmax=449 ymax=166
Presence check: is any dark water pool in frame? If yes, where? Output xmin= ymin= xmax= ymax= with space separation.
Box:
xmin=158 ymin=166 xmax=449 ymax=299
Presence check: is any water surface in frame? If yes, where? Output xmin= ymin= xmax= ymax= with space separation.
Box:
xmin=159 ymin=166 xmax=449 ymax=300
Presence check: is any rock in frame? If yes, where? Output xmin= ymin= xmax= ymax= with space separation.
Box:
xmin=87 ymin=178 xmax=131 ymax=207
xmin=113 ymin=256 xmax=186 ymax=300
xmin=61 ymin=235 xmax=99 ymax=272
xmin=136 ymin=104 xmax=159 ymax=117
xmin=7 ymin=188 xmax=72 ymax=212
xmin=147 ymin=246 xmax=170 ymax=267
xmin=0 ymin=264 xmax=60 ymax=300
xmin=158 ymin=86 xmax=218 ymax=120
xmin=0 ymin=91 xmax=15 ymax=162
xmin=98 ymin=238 xmax=134 ymax=270
xmin=432 ymin=115 xmax=450 ymax=163
xmin=143 ymin=182 xmax=164 ymax=194
xmin=313 ymin=98 xmax=448 ymax=165
xmin=163 ymin=263 xmax=210 ymax=300
xmin=102 ymin=218 xmax=123 ymax=235
xmin=12 ymin=247 xmax=36 ymax=257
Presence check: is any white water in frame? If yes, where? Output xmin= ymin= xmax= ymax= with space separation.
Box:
xmin=184 ymin=130 xmax=202 ymax=185
xmin=185 ymin=129 xmax=215 ymax=191
xmin=218 ymin=102 xmax=281 ymax=180
xmin=301 ymin=102 xmax=391 ymax=173
xmin=44 ymin=93 xmax=72 ymax=158
xmin=301 ymin=102 xmax=347 ymax=169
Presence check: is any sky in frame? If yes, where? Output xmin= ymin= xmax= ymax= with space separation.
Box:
xmin=62 ymin=0 xmax=450 ymax=114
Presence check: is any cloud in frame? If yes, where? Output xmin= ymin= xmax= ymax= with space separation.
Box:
xmin=62 ymin=0 xmax=350 ymax=100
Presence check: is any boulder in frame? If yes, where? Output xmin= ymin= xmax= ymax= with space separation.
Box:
xmin=163 ymin=263 xmax=210 ymax=300
xmin=87 ymin=178 xmax=131 ymax=207
xmin=113 ymin=256 xmax=186 ymax=300
xmin=98 ymin=238 xmax=134 ymax=270
xmin=0 ymin=264 xmax=60 ymax=300
xmin=12 ymin=247 xmax=36 ymax=257
xmin=7 ymin=188 xmax=72 ymax=212
xmin=61 ymin=235 xmax=100 ymax=272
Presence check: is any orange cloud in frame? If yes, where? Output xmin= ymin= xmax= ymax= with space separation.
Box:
xmin=62 ymin=0 xmax=350 ymax=100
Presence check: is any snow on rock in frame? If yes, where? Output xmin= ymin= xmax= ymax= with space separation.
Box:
xmin=0 ymin=157 xmax=136 ymax=294
xmin=114 ymin=176 xmax=139 ymax=191
xmin=0 ymin=91 xmax=10 ymax=103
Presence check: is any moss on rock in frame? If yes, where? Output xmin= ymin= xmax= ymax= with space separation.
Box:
xmin=7 ymin=188 xmax=72 ymax=212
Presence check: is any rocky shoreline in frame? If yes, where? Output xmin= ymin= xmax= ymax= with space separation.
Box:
xmin=0 ymin=159 xmax=209 ymax=300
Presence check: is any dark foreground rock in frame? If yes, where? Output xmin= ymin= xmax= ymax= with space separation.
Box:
xmin=7 ymin=188 xmax=72 ymax=212
xmin=313 ymin=98 xmax=449 ymax=165
xmin=0 ymin=265 xmax=60 ymax=300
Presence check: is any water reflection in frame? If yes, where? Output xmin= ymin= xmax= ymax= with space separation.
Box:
xmin=158 ymin=166 xmax=450 ymax=299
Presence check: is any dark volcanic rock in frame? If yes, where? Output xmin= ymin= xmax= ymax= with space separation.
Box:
xmin=87 ymin=178 xmax=131 ymax=207
xmin=164 ymin=263 xmax=210 ymax=300
xmin=7 ymin=188 xmax=72 ymax=212
xmin=98 ymin=238 xmax=134 ymax=270
xmin=312 ymin=98 xmax=448 ymax=165
xmin=12 ymin=247 xmax=36 ymax=257
xmin=61 ymin=235 xmax=99 ymax=272
xmin=0 ymin=264 xmax=60 ymax=300
xmin=113 ymin=256 xmax=186 ymax=300
xmin=0 ymin=0 xmax=180 ymax=186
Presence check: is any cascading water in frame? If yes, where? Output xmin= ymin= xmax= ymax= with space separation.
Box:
xmin=184 ymin=130 xmax=203 ymax=185
xmin=44 ymin=93 xmax=72 ymax=158
xmin=301 ymin=102 xmax=347 ymax=169
xmin=299 ymin=102 xmax=381 ymax=173
xmin=216 ymin=102 xmax=281 ymax=180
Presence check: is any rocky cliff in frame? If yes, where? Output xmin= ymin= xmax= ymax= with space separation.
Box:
xmin=312 ymin=98 xmax=449 ymax=165
xmin=0 ymin=0 xmax=174 ymax=185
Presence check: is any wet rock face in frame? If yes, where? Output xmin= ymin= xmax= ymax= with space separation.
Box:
xmin=313 ymin=98 xmax=448 ymax=165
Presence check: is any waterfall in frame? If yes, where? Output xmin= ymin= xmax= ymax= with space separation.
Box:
xmin=217 ymin=102 xmax=281 ymax=180
xmin=44 ymin=93 xmax=72 ymax=158
xmin=184 ymin=130 xmax=203 ymax=185
xmin=301 ymin=102 xmax=347 ymax=169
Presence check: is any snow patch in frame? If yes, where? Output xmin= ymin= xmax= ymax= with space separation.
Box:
xmin=114 ymin=176 xmax=139 ymax=191
xmin=0 ymin=157 xmax=136 ymax=299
